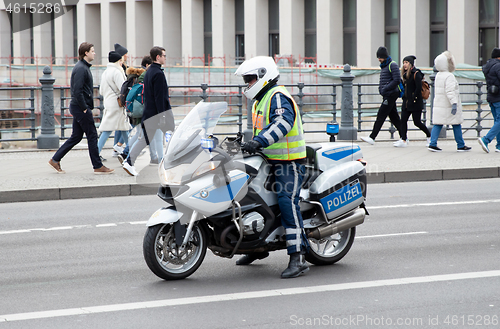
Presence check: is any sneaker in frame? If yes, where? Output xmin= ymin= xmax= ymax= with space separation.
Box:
xmin=100 ymin=155 xmax=107 ymax=162
xmin=360 ymin=136 xmax=375 ymax=145
xmin=117 ymin=153 xmax=127 ymax=165
xmin=113 ymin=144 xmax=125 ymax=154
xmin=426 ymin=137 xmax=431 ymax=147
xmin=393 ymin=138 xmax=409 ymax=145
xmin=392 ymin=138 xmax=410 ymax=145
xmin=123 ymin=162 xmax=139 ymax=176
xmin=495 ymin=148 xmax=500 ymax=153
xmin=457 ymin=146 xmax=472 ymax=152
xmin=393 ymin=139 xmax=408 ymax=148
xmin=48 ymin=159 xmax=65 ymax=174
xmin=478 ymin=137 xmax=489 ymax=153
xmin=94 ymin=166 xmax=114 ymax=175
xmin=428 ymin=145 xmax=442 ymax=152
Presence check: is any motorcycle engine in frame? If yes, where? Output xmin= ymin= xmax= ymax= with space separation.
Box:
xmin=242 ymin=212 xmax=265 ymax=235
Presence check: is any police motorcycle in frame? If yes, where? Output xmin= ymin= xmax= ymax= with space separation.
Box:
xmin=142 ymin=101 xmax=368 ymax=280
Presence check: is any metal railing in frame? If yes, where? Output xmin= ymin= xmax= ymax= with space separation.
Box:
xmin=0 ymin=65 xmax=491 ymax=146
xmin=0 ymin=87 xmax=37 ymax=142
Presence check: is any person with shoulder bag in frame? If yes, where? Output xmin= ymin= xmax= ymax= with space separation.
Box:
xmin=478 ymin=48 xmax=500 ymax=153
xmin=394 ymin=55 xmax=431 ymax=148
xmin=97 ymin=51 xmax=132 ymax=160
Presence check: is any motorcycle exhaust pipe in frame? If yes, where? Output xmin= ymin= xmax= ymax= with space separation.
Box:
xmin=308 ymin=208 xmax=365 ymax=240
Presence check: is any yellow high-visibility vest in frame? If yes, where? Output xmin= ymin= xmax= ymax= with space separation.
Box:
xmin=252 ymin=86 xmax=306 ymax=161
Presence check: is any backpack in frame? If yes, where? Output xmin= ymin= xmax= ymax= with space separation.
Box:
xmin=414 ymin=71 xmax=430 ymax=100
xmin=388 ymin=61 xmax=404 ymax=98
xmin=118 ymin=77 xmax=137 ymax=108
xmin=125 ymin=83 xmax=144 ymax=118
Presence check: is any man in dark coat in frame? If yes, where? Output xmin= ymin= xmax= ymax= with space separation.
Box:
xmin=361 ymin=46 xmax=403 ymax=145
xmin=479 ymin=47 xmax=500 ymax=153
xmin=122 ymin=46 xmax=174 ymax=176
xmin=49 ymin=42 xmax=114 ymax=174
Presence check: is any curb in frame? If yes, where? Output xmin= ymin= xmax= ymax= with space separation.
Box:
xmin=1 ymin=167 xmax=499 ymax=204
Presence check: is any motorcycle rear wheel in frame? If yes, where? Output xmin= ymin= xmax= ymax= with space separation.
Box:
xmin=143 ymin=223 xmax=207 ymax=280
xmin=305 ymin=227 xmax=355 ymax=265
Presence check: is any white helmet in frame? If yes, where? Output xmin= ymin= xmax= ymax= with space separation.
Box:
xmin=235 ymin=56 xmax=279 ymax=99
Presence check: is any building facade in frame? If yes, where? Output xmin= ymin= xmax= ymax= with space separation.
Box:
xmin=0 ymin=0 xmax=498 ymax=68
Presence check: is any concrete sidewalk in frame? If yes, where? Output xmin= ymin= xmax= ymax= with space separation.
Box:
xmin=1 ymin=137 xmax=499 ymax=203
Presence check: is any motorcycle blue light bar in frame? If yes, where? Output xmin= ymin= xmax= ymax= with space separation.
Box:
xmin=200 ymin=138 xmax=215 ymax=151
xmin=165 ymin=132 xmax=172 ymax=143
xmin=326 ymin=122 xmax=339 ymax=135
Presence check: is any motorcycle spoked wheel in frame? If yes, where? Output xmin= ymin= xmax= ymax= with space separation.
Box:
xmin=305 ymin=227 xmax=356 ymax=265
xmin=143 ymin=223 xmax=207 ymax=280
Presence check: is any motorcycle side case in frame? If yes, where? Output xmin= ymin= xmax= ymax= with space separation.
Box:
xmin=309 ymin=161 xmax=366 ymax=220
xmin=309 ymin=142 xmax=363 ymax=171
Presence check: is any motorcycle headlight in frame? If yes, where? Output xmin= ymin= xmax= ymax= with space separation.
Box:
xmin=159 ymin=163 xmax=191 ymax=186
xmin=192 ymin=161 xmax=220 ymax=178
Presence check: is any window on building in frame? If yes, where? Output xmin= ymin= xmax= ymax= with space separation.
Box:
xmin=304 ymin=0 xmax=317 ymax=63
xmin=204 ymin=0 xmax=212 ymax=66
xmin=73 ymin=6 xmax=78 ymax=63
xmin=8 ymin=13 xmax=13 ymax=63
xmin=235 ymin=0 xmax=244 ymax=65
xmin=430 ymin=0 xmax=447 ymax=66
xmin=51 ymin=13 xmax=55 ymax=64
xmin=30 ymin=14 xmax=34 ymax=64
xmin=385 ymin=0 xmax=400 ymax=64
xmin=343 ymin=0 xmax=356 ymax=66
xmin=269 ymin=0 xmax=279 ymax=59
xmin=479 ymin=0 xmax=499 ymax=65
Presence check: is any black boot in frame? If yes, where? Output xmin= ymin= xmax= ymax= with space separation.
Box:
xmin=235 ymin=252 xmax=269 ymax=265
xmin=281 ymin=252 xmax=309 ymax=279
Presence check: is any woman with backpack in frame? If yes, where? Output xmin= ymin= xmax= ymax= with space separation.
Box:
xmin=97 ymin=51 xmax=132 ymax=160
xmin=393 ymin=55 xmax=431 ymax=148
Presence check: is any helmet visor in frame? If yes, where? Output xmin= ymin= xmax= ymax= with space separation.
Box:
xmin=243 ymin=74 xmax=258 ymax=84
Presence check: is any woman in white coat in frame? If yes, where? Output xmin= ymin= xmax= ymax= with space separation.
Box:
xmin=97 ymin=51 xmax=132 ymax=158
xmin=427 ymin=51 xmax=471 ymax=152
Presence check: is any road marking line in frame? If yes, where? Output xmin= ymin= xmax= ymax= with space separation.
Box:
xmin=1 ymin=270 xmax=499 ymax=322
xmin=357 ymin=231 xmax=428 ymax=239
xmin=129 ymin=221 xmax=147 ymax=225
xmin=0 ymin=229 xmax=31 ymax=235
xmin=0 ymin=222 xmax=145 ymax=235
xmin=370 ymin=199 xmax=500 ymax=210
xmin=96 ymin=224 xmax=117 ymax=228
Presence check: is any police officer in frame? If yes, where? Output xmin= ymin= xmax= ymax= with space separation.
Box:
xmin=235 ymin=56 xmax=309 ymax=279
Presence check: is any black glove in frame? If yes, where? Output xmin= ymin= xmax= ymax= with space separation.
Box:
xmin=451 ymin=103 xmax=457 ymax=115
xmin=242 ymin=140 xmax=262 ymax=154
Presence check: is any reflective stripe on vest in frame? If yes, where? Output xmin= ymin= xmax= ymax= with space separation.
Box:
xmin=252 ymin=86 xmax=306 ymax=161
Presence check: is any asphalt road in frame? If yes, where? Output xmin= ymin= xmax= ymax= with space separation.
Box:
xmin=0 ymin=179 xmax=499 ymax=328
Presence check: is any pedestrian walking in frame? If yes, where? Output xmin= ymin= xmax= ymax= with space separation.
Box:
xmin=114 ymin=43 xmax=128 ymax=73
xmin=48 ymin=42 xmax=114 ymax=174
xmin=97 ymin=51 xmax=132 ymax=159
xmin=122 ymin=46 xmax=174 ymax=176
xmin=394 ymin=55 xmax=431 ymax=148
xmin=361 ymin=46 xmax=403 ymax=145
xmin=112 ymin=43 xmax=129 ymax=151
xmin=427 ymin=51 xmax=471 ymax=152
xmin=478 ymin=47 xmax=500 ymax=153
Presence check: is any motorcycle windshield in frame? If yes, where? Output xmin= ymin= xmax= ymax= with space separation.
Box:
xmin=165 ymin=101 xmax=228 ymax=163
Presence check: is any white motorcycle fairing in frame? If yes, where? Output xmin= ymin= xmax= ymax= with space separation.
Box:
xmin=146 ymin=206 xmax=184 ymax=227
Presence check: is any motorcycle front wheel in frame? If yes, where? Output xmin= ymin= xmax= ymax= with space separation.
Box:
xmin=143 ymin=223 xmax=207 ymax=280
xmin=305 ymin=227 xmax=356 ymax=265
